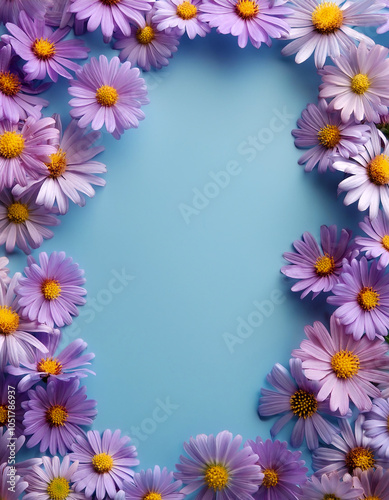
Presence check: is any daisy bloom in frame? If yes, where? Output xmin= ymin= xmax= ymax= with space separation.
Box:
xmin=298 ymin=472 xmax=363 ymax=500
xmin=0 ymin=272 xmax=50 ymax=368
xmin=0 ymin=187 xmax=60 ymax=255
xmin=0 ymin=0 xmax=45 ymax=24
xmin=199 ymin=0 xmax=290 ymax=48
xmin=258 ymin=358 xmax=339 ymax=451
xmin=120 ymin=466 xmax=184 ymax=500
xmin=281 ymin=224 xmax=356 ymax=299
xmin=0 ymin=373 xmax=28 ymax=437
xmin=70 ymin=429 xmax=139 ymax=500
xmin=363 ymin=397 xmax=389 ymax=458
xmin=292 ymin=314 xmax=389 ymax=416
xmin=319 ymin=42 xmax=389 ymax=123
xmin=0 ymin=256 xmax=10 ymax=287
xmin=244 ymin=437 xmax=308 ymax=500
xmin=24 ymin=455 xmax=84 ymax=500
xmin=355 ymin=210 xmax=389 ymax=269
xmin=292 ymin=100 xmax=370 ymax=173
xmin=17 ymin=251 xmax=86 ymax=328
xmin=14 ymin=114 xmax=106 ymax=214
xmin=114 ymin=8 xmax=180 ymax=71
xmin=355 ymin=467 xmax=389 ymax=500
xmin=23 ymin=378 xmax=97 ymax=455
xmin=327 ymin=257 xmax=389 ymax=340
xmin=333 ymin=126 xmax=389 ymax=220
xmin=312 ymin=415 xmax=389 ymax=476
xmin=8 ymin=330 xmax=95 ymax=391
xmin=174 ymin=430 xmax=262 ymax=499
xmin=4 ymin=11 xmax=90 ymax=82
xmin=0 ymin=43 xmax=49 ymax=123
xmin=0 ymin=463 xmax=28 ymax=500
xmin=282 ymin=0 xmax=385 ymax=68
xmin=154 ymin=0 xmax=210 ymax=39
xmin=0 ymin=116 xmax=58 ymax=190
xmin=69 ymin=0 xmax=154 ymax=41
xmin=69 ymin=55 xmax=149 ymax=139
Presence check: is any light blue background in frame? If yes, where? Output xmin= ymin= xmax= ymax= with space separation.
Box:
xmin=4 ymin=23 xmax=389 ymax=494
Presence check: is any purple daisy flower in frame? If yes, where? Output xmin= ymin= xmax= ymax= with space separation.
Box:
xmin=174 ymin=430 xmax=262 ymax=499
xmin=292 ymin=314 xmax=389 ymax=416
xmin=0 ymin=257 xmax=10 ymax=287
xmin=0 ymin=116 xmax=58 ymax=190
xmin=0 ymin=43 xmax=49 ymax=123
xmin=0 ymin=463 xmax=28 ymax=500
xmin=13 ymin=114 xmax=106 ymax=214
xmin=68 ymin=55 xmax=149 ymax=139
xmin=22 ymin=378 xmax=97 ymax=456
xmin=0 ymin=187 xmax=60 ymax=255
xmin=24 ymin=455 xmax=85 ymax=500
xmin=0 ymin=428 xmax=42 ymax=476
xmin=199 ymin=0 xmax=290 ymax=48
xmin=154 ymin=0 xmax=210 ymax=39
xmin=292 ymin=100 xmax=371 ymax=173
xmin=70 ymin=429 xmax=139 ymax=500
xmin=3 ymin=11 xmax=90 ymax=82
xmin=69 ymin=0 xmax=153 ymax=42
xmin=8 ymin=330 xmax=95 ymax=392
xmin=113 ymin=8 xmax=180 ymax=71
xmin=0 ymin=272 xmax=50 ymax=368
xmin=0 ymin=373 xmax=27 ymax=437
xmin=258 ymin=358 xmax=339 ymax=451
xmin=312 ymin=415 xmax=389 ymax=476
xmin=244 ymin=437 xmax=307 ymax=500
xmin=363 ymin=397 xmax=389 ymax=458
xmin=355 ymin=211 xmax=389 ymax=269
xmin=355 ymin=467 xmax=389 ymax=500
xmin=333 ymin=126 xmax=389 ymax=220
xmin=282 ymin=0 xmax=385 ymax=68
xmin=0 ymin=0 xmax=45 ymax=24
xmin=319 ymin=42 xmax=389 ymax=123
xmin=120 ymin=466 xmax=184 ymax=500
xmin=327 ymin=257 xmax=389 ymax=340
xmin=281 ymin=224 xmax=356 ymax=299
xmin=17 ymin=251 xmax=86 ymax=328
xmin=298 ymin=472 xmax=363 ymax=500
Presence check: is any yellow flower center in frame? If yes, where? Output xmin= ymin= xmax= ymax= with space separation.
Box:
xmin=0 ymin=405 xmax=8 ymax=426
xmin=0 ymin=306 xmax=19 ymax=335
xmin=345 ymin=447 xmax=375 ymax=472
xmin=364 ymin=497 xmax=381 ymax=500
xmin=136 ymin=26 xmax=155 ymax=45
xmin=311 ymin=2 xmax=343 ymax=34
xmin=318 ymin=125 xmax=341 ymax=149
xmin=143 ymin=494 xmax=162 ymax=500
xmin=368 ymin=154 xmax=389 ymax=185
xmin=382 ymin=235 xmax=389 ymax=251
xmin=95 ymin=85 xmax=119 ymax=107
xmin=0 ymin=71 xmax=21 ymax=97
xmin=235 ymin=0 xmax=259 ymax=19
xmin=0 ymin=131 xmax=25 ymax=159
xmin=351 ymin=73 xmax=371 ymax=95
xmin=46 ymin=405 xmax=68 ymax=427
xmin=357 ymin=286 xmax=380 ymax=311
xmin=41 ymin=279 xmax=62 ymax=301
xmin=290 ymin=389 xmax=318 ymax=419
xmin=331 ymin=350 xmax=360 ymax=379
xmin=323 ymin=496 xmax=340 ymax=500
xmin=32 ymin=38 xmax=56 ymax=60
xmin=37 ymin=357 xmax=63 ymax=375
xmin=204 ymin=465 xmax=229 ymax=491
xmin=7 ymin=202 xmax=29 ymax=224
xmin=176 ymin=1 xmax=198 ymax=19
xmin=100 ymin=0 xmax=121 ymax=4
xmin=92 ymin=453 xmax=114 ymax=473
xmin=46 ymin=149 xmax=67 ymax=178
xmin=47 ymin=477 xmax=70 ymax=500
xmin=314 ymin=254 xmax=335 ymax=276
xmin=262 ymin=468 xmax=278 ymax=488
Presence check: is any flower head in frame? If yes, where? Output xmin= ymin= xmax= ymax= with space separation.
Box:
xmin=298 ymin=472 xmax=363 ymax=500
xmin=120 ymin=466 xmax=184 ymax=500
xmin=0 ymin=463 xmax=28 ymax=500
xmin=174 ymin=430 xmax=262 ymax=499
xmin=69 ymin=55 xmax=149 ymax=139
xmin=0 ymin=373 xmax=28 ymax=437
xmin=363 ymin=397 xmax=389 ymax=458
xmin=354 ymin=466 xmax=389 ymax=500
xmin=154 ymin=0 xmax=210 ymax=39
xmin=355 ymin=210 xmax=389 ymax=270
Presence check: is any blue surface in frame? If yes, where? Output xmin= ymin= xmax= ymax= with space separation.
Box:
xmin=5 ymin=24 xmax=389 ymax=492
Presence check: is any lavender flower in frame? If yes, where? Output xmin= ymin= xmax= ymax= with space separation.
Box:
xmin=355 ymin=210 xmax=389 ymax=269
xmin=355 ymin=466 xmax=389 ymax=500
xmin=363 ymin=397 xmax=389 ymax=458
xmin=0 ymin=373 xmax=27 ymax=437
xmin=298 ymin=472 xmax=363 ymax=500
xmin=120 ymin=466 xmax=184 ymax=499
xmin=0 ymin=463 xmax=28 ymax=500
xmin=154 ymin=0 xmax=210 ymax=39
